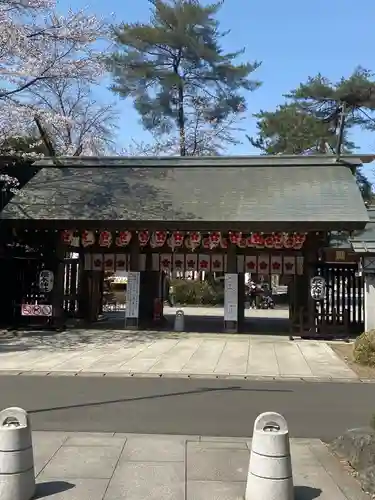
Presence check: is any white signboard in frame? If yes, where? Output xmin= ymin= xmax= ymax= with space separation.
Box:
xmin=224 ymin=273 xmax=238 ymax=322
xmin=21 ymin=304 xmax=53 ymax=316
xmin=39 ymin=270 xmax=54 ymax=293
xmin=125 ymin=271 xmax=140 ymax=319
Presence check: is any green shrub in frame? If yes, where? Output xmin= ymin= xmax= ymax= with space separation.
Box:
xmin=353 ymin=330 xmax=375 ymax=367
xmin=172 ymin=279 xmax=224 ymax=306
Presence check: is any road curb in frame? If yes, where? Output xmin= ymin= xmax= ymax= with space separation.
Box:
xmin=1 ymin=370 xmax=373 ymax=383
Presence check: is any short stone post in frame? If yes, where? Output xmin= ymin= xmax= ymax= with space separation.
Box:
xmin=174 ymin=309 xmax=185 ymax=331
xmin=246 ymin=411 xmax=293 ymax=500
xmin=0 ymin=407 xmax=35 ymax=500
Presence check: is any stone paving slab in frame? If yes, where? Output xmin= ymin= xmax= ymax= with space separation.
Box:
xmin=0 ymin=331 xmax=358 ymax=381
xmin=31 ymin=432 xmax=368 ymax=499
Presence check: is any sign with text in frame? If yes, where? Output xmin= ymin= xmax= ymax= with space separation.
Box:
xmin=224 ymin=273 xmax=238 ymax=322
xmin=125 ymin=271 xmax=140 ymax=319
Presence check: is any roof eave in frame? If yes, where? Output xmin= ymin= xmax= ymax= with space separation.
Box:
xmin=2 ymin=219 xmax=369 ymax=232
xmin=31 ymin=153 xmax=375 ymax=168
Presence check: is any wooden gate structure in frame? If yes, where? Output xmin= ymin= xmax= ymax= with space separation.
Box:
xmin=314 ymin=262 xmax=364 ymax=336
xmin=0 ymin=154 xmax=372 ymax=336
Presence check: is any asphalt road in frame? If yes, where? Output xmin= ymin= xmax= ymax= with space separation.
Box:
xmin=0 ymin=375 xmax=373 ymax=441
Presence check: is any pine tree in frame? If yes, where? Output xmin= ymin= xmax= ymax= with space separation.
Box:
xmin=108 ymin=0 xmax=261 ymax=155
xmin=249 ymin=67 xmax=375 ymax=202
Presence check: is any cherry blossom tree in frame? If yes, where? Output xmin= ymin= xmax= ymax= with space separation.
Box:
xmin=0 ymin=0 xmax=113 ymax=190
xmin=28 ymin=80 xmax=118 ymax=155
xmin=0 ymin=0 xmax=108 ymax=143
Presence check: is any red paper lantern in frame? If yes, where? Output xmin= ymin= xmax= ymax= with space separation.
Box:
xmin=168 ymin=231 xmax=184 ymax=250
xmin=99 ymin=231 xmax=112 ymax=247
xmin=264 ymin=235 xmax=275 ymax=249
xmin=251 ymin=233 xmax=264 ymax=246
xmin=229 ymin=231 xmax=242 ymax=244
xmin=190 ymin=232 xmax=201 ymax=243
xmin=202 ymin=237 xmax=211 ymax=249
xmin=116 ymin=231 xmax=132 ymax=247
xmin=138 ymin=230 xmax=149 ymax=246
xmin=292 ymin=233 xmax=306 ymax=250
xmin=154 ymin=231 xmax=167 ymax=246
xmin=273 ymin=233 xmax=284 ymax=249
xmin=172 ymin=231 xmax=184 ymax=244
xmin=81 ymin=230 xmax=95 ymax=247
xmin=189 ymin=232 xmax=201 ymax=251
xmin=209 ymin=231 xmax=221 ymax=247
xmin=61 ymin=230 xmax=74 ymax=245
xmin=246 ymin=236 xmax=254 ymax=247
xmin=284 ymin=235 xmax=295 ymax=249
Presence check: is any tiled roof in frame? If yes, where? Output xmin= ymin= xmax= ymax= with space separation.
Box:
xmin=349 ymin=208 xmax=375 ymax=253
xmin=1 ymin=155 xmax=370 ymax=228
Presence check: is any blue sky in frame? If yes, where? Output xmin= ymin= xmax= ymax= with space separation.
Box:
xmin=58 ymin=0 xmax=375 ymax=174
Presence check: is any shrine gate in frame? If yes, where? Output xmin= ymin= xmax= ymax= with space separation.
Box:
xmin=0 ymin=154 xmax=372 ymax=336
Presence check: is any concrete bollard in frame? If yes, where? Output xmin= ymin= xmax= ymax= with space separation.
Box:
xmin=174 ymin=309 xmax=185 ymax=332
xmin=246 ymin=411 xmax=293 ymax=500
xmin=0 ymin=407 xmax=35 ymax=500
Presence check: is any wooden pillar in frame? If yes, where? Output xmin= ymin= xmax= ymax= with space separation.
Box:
xmin=83 ymin=271 xmax=101 ymax=323
xmin=139 ymin=252 xmax=160 ymax=327
xmin=51 ymin=241 xmax=65 ymax=329
xmin=224 ymin=244 xmax=238 ymax=333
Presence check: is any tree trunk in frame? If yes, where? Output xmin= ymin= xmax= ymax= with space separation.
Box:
xmin=177 ymin=83 xmax=186 ymax=156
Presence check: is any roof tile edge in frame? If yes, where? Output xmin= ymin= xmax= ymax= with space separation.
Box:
xmin=32 ymin=154 xmax=375 ymax=168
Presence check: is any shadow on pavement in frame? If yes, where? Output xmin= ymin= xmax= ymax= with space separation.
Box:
xmin=295 ymin=485 xmax=322 ymax=499
xmin=0 ymin=328 xmax=171 ymax=353
xmin=28 ymin=385 xmax=293 ymax=415
xmin=0 ymin=309 xmax=291 ymax=354
xmin=35 ymin=480 xmax=75 ymax=498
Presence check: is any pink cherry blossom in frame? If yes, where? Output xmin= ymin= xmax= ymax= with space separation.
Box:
xmin=0 ymin=0 xmax=113 ymax=189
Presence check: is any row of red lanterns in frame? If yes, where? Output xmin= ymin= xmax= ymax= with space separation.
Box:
xmin=61 ymin=230 xmax=307 ymax=250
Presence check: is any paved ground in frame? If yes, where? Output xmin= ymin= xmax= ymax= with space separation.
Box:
xmin=31 ymin=432 xmax=367 ymax=499
xmin=0 ymin=322 xmax=358 ymax=381
xmin=1 ymin=376 xmax=373 ymax=439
